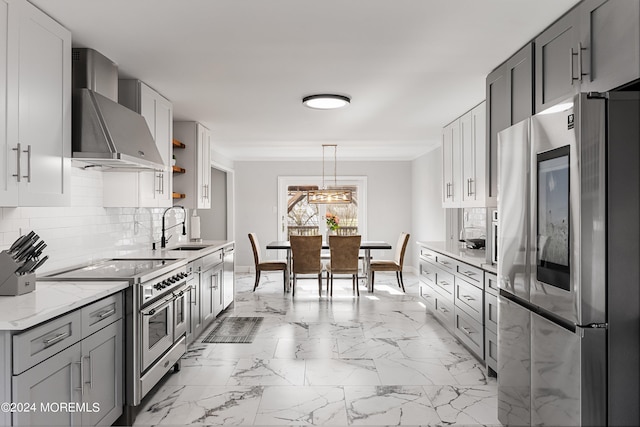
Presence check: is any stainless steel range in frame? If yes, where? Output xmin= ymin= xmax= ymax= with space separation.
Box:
xmin=44 ymin=257 xmax=191 ymax=424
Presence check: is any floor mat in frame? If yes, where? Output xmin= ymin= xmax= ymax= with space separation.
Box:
xmin=201 ymin=316 xmax=264 ymax=343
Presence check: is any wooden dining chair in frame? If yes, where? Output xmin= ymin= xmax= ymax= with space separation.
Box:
xmin=370 ymin=232 xmax=410 ymax=292
xmin=327 ymin=235 xmax=362 ymax=297
xmin=248 ymin=233 xmax=288 ymax=292
xmin=289 ymin=235 xmax=323 ymax=297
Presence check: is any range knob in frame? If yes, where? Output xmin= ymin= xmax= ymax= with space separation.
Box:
xmin=153 ymin=284 xmax=161 ymax=290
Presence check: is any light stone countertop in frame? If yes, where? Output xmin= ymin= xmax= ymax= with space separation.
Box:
xmin=114 ymin=239 xmax=233 ymax=260
xmin=416 ymin=240 xmax=496 ymax=273
xmin=0 ymin=281 xmax=129 ymax=331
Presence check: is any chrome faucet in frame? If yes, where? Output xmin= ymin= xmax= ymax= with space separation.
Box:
xmin=161 ymin=205 xmax=186 ymax=248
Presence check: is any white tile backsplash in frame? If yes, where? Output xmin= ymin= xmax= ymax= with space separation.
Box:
xmin=0 ymin=167 xmax=187 ymax=274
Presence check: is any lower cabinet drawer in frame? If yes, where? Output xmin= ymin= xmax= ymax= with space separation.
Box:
xmin=434 ymin=295 xmax=454 ymax=328
xmin=13 ymin=311 xmax=82 ymax=375
xmin=485 ymin=327 xmax=498 ymax=372
xmin=454 ymin=307 xmax=483 ymax=359
xmin=419 ymin=282 xmax=436 ymax=311
xmin=434 ymin=269 xmax=455 ymax=298
xmin=81 ymin=293 xmax=123 ymax=338
xmin=485 ymin=292 xmax=498 ymax=334
xmin=485 ymin=272 xmax=499 ymax=296
xmin=454 ymin=277 xmax=483 ymax=320
xmin=419 ymin=261 xmax=437 ymax=286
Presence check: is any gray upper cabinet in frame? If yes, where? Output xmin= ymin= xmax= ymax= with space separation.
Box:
xmin=535 ymin=0 xmax=640 ymax=112
xmin=579 ymin=0 xmax=640 ymax=92
xmin=535 ymin=10 xmax=579 ymax=112
xmin=486 ymin=43 xmax=533 ymax=201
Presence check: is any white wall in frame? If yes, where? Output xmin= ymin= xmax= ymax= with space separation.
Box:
xmin=234 ymin=160 xmax=413 ymax=270
xmin=411 ymin=147 xmax=446 ymax=267
xmin=0 ymin=167 xmax=188 ymax=274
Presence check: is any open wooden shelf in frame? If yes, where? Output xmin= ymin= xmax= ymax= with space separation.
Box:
xmin=172 ymin=192 xmax=186 ymax=199
xmin=172 ymin=138 xmax=185 ymax=149
xmin=172 ymin=165 xmax=185 ymax=173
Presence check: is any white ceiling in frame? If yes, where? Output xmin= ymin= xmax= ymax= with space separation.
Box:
xmin=31 ymin=0 xmax=579 ymax=161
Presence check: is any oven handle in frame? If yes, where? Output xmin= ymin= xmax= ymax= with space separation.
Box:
xmin=141 ymin=295 xmax=175 ymax=317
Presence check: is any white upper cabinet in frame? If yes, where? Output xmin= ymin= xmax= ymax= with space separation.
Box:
xmin=442 ymin=119 xmax=460 ymax=207
xmin=0 ymin=0 xmax=71 ymax=207
xmin=173 ymin=121 xmax=211 ymax=209
xmin=442 ymin=101 xmax=488 ymax=208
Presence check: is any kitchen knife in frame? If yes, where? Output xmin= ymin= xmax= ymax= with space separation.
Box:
xmin=26 ymin=241 xmax=46 ymax=259
xmin=28 ymin=243 xmax=47 ymax=260
xmin=12 ymin=237 xmax=36 ymax=258
xmin=16 ymin=236 xmax=42 ymax=261
xmin=9 ymin=235 xmax=28 ymax=252
xmin=15 ymin=239 xmax=39 ymax=261
xmin=16 ymin=258 xmax=37 ymax=275
xmin=29 ymin=255 xmax=48 ymax=273
xmin=10 ymin=231 xmax=36 ymax=252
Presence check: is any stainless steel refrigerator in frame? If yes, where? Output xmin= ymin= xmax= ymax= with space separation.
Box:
xmin=497 ymin=92 xmax=640 ymax=426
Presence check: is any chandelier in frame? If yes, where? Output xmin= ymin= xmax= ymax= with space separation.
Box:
xmin=307 ymin=144 xmax=352 ymax=204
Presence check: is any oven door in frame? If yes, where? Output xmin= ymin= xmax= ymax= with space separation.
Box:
xmin=140 ymin=295 xmax=174 ymax=372
xmin=173 ymin=285 xmax=188 ymax=340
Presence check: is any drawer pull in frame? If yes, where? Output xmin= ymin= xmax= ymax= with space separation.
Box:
xmin=463 ymin=271 xmax=476 ymax=276
xmin=439 ymin=260 xmax=450 ymax=266
xmin=439 ymin=307 xmax=449 ymax=313
xmin=98 ymin=308 xmax=116 ymax=319
xmin=461 ymin=327 xmax=473 ymax=335
xmin=462 ymin=295 xmax=475 ymax=301
xmin=43 ymin=332 xmax=69 ymax=346
xmin=439 ymin=281 xmax=450 ymax=286
xmin=74 ymin=359 xmax=84 ymax=396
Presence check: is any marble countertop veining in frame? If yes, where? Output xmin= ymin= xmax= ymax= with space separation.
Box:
xmin=0 ymin=281 xmax=129 ymax=331
xmin=114 ymin=239 xmax=233 ymax=260
xmin=416 ymin=240 xmax=496 ymax=273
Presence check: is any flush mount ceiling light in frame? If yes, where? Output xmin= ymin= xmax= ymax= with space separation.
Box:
xmin=307 ymin=144 xmax=353 ymax=204
xmin=302 ymin=94 xmax=351 ymax=110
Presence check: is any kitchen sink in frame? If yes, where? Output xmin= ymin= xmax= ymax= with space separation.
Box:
xmin=169 ymin=246 xmax=208 ymax=251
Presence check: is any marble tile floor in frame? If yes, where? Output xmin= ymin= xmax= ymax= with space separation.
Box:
xmin=134 ymin=272 xmax=500 ymax=426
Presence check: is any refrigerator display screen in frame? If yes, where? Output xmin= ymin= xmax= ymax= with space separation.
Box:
xmin=536 ymin=145 xmax=570 ymax=291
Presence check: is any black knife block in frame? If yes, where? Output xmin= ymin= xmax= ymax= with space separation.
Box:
xmin=0 ymin=251 xmax=36 ymax=296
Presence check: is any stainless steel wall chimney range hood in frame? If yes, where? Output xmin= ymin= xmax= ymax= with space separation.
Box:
xmin=71 ymin=48 xmax=164 ymax=171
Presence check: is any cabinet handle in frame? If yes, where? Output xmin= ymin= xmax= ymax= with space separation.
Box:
xmin=86 ymin=355 xmax=93 ymax=390
xmin=22 ymin=145 xmax=31 ymax=182
xmin=439 ymin=306 xmax=449 ymax=313
xmin=43 ymin=331 xmax=69 ymax=346
xmin=570 ymin=47 xmax=576 ymax=83
xmin=577 ymin=42 xmax=587 ymax=82
xmin=12 ymin=143 xmax=21 ymax=182
xmin=462 ymin=294 xmax=475 ymax=301
xmin=74 ymin=359 xmax=84 ymax=396
xmin=461 ymin=326 xmax=473 ymax=335
xmin=98 ymin=308 xmax=116 ymax=319
xmin=439 ymin=280 xmax=450 ymax=287
xmin=464 ymin=270 xmax=476 ymax=276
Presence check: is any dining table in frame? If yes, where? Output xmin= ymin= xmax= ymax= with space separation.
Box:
xmin=266 ymin=240 xmax=392 ymax=292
